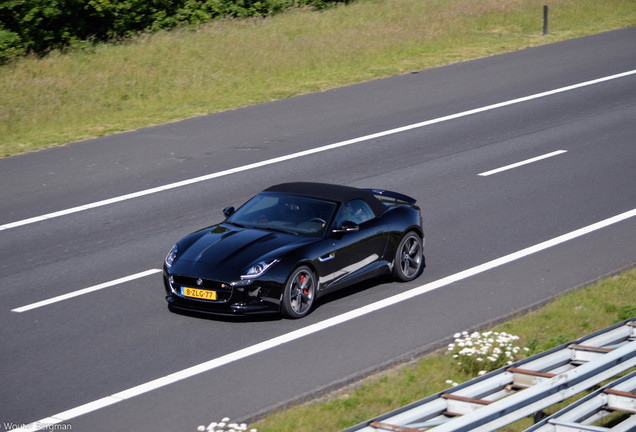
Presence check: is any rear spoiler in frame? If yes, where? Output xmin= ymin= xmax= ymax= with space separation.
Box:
xmin=365 ymin=189 xmax=417 ymax=205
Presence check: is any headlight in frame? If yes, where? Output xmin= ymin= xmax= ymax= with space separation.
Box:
xmin=241 ymin=259 xmax=279 ymax=279
xmin=165 ymin=244 xmax=178 ymax=268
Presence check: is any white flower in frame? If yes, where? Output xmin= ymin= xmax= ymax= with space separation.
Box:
xmin=199 ymin=418 xmax=255 ymax=432
xmin=448 ymin=328 xmax=529 ymax=377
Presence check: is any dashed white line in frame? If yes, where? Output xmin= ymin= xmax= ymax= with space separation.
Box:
xmin=478 ymin=150 xmax=568 ymax=176
xmin=14 ymin=207 xmax=636 ymax=432
xmin=1 ymin=70 xmax=635 ymax=232
xmin=11 ymin=269 xmax=162 ymax=313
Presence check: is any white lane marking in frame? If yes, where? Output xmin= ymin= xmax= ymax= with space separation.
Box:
xmin=15 ymin=207 xmax=636 ymax=432
xmin=11 ymin=269 xmax=162 ymax=313
xmin=2 ymin=70 xmax=635 ymax=233
xmin=478 ymin=150 xmax=568 ymax=176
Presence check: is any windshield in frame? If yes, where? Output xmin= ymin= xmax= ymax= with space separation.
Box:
xmin=227 ymin=192 xmax=337 ymax=236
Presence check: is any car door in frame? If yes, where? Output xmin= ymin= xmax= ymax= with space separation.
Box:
xmin=324 ymin=200 xmax=388 ymax=289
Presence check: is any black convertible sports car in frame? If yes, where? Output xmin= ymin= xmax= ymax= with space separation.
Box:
xmin=164 ymin=182 xmax=425 ymax=318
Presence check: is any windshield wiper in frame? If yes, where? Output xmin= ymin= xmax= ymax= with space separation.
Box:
xmin=257 ymin=226 xmax=298 ymax=235
xmin=226 ymin=221 xmax=245 ymax=228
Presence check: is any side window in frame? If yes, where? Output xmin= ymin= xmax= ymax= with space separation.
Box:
xmin=335 ymin=199 xmax=374 ymax=226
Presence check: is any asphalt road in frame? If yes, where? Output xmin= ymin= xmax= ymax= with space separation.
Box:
xmin=1 ymin=27 xmax=635 ymax=432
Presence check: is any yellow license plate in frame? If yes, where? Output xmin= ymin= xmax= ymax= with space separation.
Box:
xmin=181 ymin=287 xmax=217 ymax=300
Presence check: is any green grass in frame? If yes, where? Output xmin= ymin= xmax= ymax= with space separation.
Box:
xmin=2 ymin=0 xmax=636 ymax=157
xmin=248 ymin=268 xmax=636 ymax=432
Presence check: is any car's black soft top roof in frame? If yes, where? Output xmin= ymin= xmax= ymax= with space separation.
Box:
xmin=264 ymin=182 xmax=387 ymax=216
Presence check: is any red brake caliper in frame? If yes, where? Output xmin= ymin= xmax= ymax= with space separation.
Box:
xmin=300 ymin=274 xmax=308 ymax=294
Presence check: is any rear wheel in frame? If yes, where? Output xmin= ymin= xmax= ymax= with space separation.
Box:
xmin=282 ymin=266 xmax=316 ymax=318
xmin=393 ymin=231 xmax=423 ymax=281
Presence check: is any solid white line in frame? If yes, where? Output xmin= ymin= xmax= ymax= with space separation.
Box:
xmin=1 ymin=70 xmax=635 ymax=233
xmin=478 ymin=150 xmax=568 ymax=176
xmin=15 ymin=207 xmax=636 ymax=432
xmin=11 ymin=269 xmax=162 ymax=313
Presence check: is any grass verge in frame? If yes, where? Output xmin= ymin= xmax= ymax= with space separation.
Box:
xmin=2 ymin=0 xmax=636 ymax=157
xmin=248 ymin=268 xmax=636 ymax=432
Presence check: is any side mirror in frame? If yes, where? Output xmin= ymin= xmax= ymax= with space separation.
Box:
xmin=223 ymin=206 xmax=235 ymax=218
xmin=332 ymin=220 xmax=359 ymax=233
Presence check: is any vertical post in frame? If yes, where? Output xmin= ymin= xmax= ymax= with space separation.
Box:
xmin=543 ymin=5 xmax=549 ymax=35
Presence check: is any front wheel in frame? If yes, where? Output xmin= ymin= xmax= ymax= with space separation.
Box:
xmin=393 ymin=231 xmax=424 ymax=282
xmin=281 ymin=266 xmax=316 ymax=318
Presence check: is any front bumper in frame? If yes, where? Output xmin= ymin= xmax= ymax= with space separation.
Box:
xmin=163 ymin=272 xmax=281 ymax=316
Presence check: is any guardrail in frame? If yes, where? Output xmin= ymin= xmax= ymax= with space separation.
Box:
xmin=342 ymin=318 xmax=636 ymax=432
xmin=525 ymin=370 xmax=636 ymax=432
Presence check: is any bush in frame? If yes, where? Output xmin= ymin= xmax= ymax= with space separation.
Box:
xmin=0 ymin=26 xmax=24 ymax=62
xmin=0 ymin=0 xmax=350 ymax=62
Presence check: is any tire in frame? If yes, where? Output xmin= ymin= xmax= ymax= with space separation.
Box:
xmin=393 ymin=231 xmax=424 ymax=282
xmin=281 ymin=266 xmax=316 ymax=318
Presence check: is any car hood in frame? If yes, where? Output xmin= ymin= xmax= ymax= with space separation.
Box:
xmin=177 ymin=224 xmax=313 ymax=272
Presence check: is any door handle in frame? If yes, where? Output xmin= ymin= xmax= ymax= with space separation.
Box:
xmin=319 ymin=252 xmax=335 ymax=262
